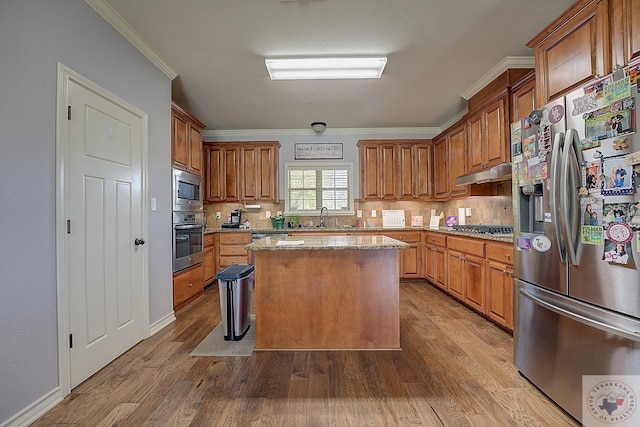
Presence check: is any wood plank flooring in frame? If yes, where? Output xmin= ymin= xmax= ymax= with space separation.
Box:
xmin=33 ymin=281 xmax=579 ymax=426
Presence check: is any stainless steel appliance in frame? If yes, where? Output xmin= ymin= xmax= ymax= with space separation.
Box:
xmin=172 ymin=167 xmax=202 ymax=212
xmin=512 ymin=69 xmax=640 ymax=423
xmin=172 ymin=211 xmax=204 ymax=273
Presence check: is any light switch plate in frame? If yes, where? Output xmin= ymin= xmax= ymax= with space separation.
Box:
xmin=150 ymin=197 xmax=157 ymax=211
xmin=371 ymin=210 xmax=377 ymax=217
xmin=465 ymin=208 xmax=472 ymax=217
xmin=266 ymin=210 xmax=271 ymax=218
xmin=357 ymin=210 xmax=363 ymax=218
xmin=216 ymin=211 xmax=221 ymax=219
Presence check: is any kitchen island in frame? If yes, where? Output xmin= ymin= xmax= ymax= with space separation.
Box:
xmin=247 ymin=235 xmax=409 ymax=350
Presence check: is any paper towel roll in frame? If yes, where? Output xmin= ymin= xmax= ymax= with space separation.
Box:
xmin=458 ymin=208 xmax=466 ymax=225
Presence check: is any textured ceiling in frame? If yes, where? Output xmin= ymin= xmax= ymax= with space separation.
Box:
xmin=102 ymin=0 xmax=574 ymax=132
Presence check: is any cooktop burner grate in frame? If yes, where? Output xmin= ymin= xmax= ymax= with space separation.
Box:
xmin=451 ymin=225 xmax=513 ymax=235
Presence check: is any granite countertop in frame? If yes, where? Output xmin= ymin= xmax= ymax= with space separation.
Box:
xmin=246 ymin=234 xmax=410 ymax=251
xmin=206 ymin=226 xmax=513 ymax=244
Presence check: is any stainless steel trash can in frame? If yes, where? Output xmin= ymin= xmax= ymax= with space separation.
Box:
xmin=216 ymin=264 xmax=254 ymax=341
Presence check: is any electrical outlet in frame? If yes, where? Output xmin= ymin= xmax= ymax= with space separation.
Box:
xmin=216 ymin=211 xmax=221 ymax=219
xmin=277 ymin=211 xmax=282 ymax=216
xmin=266 ymin=210 xmax=271 ymax=218
xmin=357 ymin=210 xmax=363 ymax=218
xmin=371 ymin=210 xmax=377 ymax=217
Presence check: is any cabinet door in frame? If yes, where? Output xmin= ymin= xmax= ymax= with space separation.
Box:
xmin=530 ymin=0 xmax=609 ymax=104
xmin=256 ymin=144 xmax=278 ymax=202
xmin=203 ymin=245 xmax=215 ymax=285
xmin=223 ymin=148 xmax=239 ymax=202
xmin=172 ymin=112 xmax=189 ymax=171
xmin=188 ymin=125 xmax=203 ymax=175
xmin=446 ymin=250 xmax=464 ymax=301
xmin=463 ymin=254 xmax=485 ymax=313
xmin=414 ymin=144 xmax=432 ymax=200
xmin=380 ymin=144 xmax=397 ymax=200
xmin=485 ymin=97 xmax=507 ymax=168
xmin=511 ymin=76 xmax=536 ymax=122
xmin=486 ymin=260 xmax=514 ymax=330
xmin=611 ymin=0 xmax=640 ymax=67
xmin=398 ymin=144 xmax=415 ymax=200
xmin=400 ymin=243 xmax=421 ymax=278
xmin=240 ymin=146 xmax=257 ymax=201
xmin=467 ymin=112 xmax=484 ymax=172
xmin=205 ymin=145 xmax=223 ymax=202
xmin=448 ymin=125 xmax=469 ymax=198
xmin=435 ymin=246 xmax=446 ymax=289
xmin=360 ymin=144 xmax=382 ymax=200
xmin=433 ymin=138 xmax=449 ymax=199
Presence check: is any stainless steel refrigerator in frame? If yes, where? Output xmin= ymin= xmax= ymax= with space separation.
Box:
xmin=511 ymin=68 xmax=640 ymax=423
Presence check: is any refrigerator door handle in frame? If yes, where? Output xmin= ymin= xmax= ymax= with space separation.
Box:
xmin=520 ymin=288 xmax=640 ymax=342
xmin=560 ymin=129 xmax=585 ymax=266
xmin=550 ymin=132 xmax=566 ymax=262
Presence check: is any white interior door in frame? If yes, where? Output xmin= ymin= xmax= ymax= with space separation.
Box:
xmin=66 ymin=78 xmax=146 ymax=388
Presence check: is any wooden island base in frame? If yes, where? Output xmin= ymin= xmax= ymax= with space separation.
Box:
xmin=253 ymin=248 xmax=401 ymax=350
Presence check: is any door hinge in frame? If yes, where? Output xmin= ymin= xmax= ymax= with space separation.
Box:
xmin=67 ymin=105 xmax=71 ymax=120
xmin=69 ymin=333 xmax=73 ymax=349
xmin=67 ymin=219 xmax=71 ymax=234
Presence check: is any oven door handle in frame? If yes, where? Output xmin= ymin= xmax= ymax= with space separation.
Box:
xmin=174 ymin=224 xmax=204 ymax=230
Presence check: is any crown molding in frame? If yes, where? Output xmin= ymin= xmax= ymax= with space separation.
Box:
xmin=202 ymin=127 xmax=441 ymax=139
xmin=461 ymin=56 xmax=535 ymax=100
xmin=85 ymin=0 xmax=178 ymax=80
xmin=439 ymin=107 xmax=469 ymax=131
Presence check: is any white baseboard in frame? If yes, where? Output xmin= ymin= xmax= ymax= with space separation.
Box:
xmin=149 ymin=311 xmax=176 ymax=336
xmin=1 ymin=387 xmax=62 ymax=427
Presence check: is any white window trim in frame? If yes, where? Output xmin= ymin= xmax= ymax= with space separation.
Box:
xmin=284 ymin=161 xmax=355 ymax=216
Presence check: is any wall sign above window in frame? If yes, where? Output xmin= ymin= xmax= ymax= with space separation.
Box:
xmin=294 ymin=143 xmax=343 ymax=160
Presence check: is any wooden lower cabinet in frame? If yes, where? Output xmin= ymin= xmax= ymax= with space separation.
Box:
xmin=384 ymin=231 xmax=422 ymax=279
xmin=217 ymin=232 xmax=251 ymax=268
xmin=203 ymin=234 xmax=216 ymax=286
xmin=173 ymin=264 xmax=204 ymax=312
xmin=425 ymin=232 xmax=447 ymax=290
xmin=446 ymin=236 xmax=486 ymax=313
xmin=485 ymin=241 xmax=515 ymax=330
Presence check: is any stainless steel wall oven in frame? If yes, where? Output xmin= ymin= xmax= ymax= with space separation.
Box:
xmin=172 ymin=212 xmax=204 ymax=273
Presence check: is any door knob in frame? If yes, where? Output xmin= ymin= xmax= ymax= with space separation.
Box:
xmin=134 ymin=238 xmax=145 ymax=246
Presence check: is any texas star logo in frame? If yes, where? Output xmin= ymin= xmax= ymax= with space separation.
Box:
xmin=587 ymin=380 xmax=637 ymax=424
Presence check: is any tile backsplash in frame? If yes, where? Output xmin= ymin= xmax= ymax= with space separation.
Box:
xmin=204 ymin=185 xmax=514 ymax=229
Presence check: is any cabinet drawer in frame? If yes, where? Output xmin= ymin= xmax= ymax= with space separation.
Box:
xmin=384 ymin=231 xmax=422 ymax=243
xmin=204 ymin=234 xmax=215 ymax=247
xmin=447 ymin=236 xmax=484 ymax=257
xmin=218 ymin=232 xmax=252 ymax=244
xmin=219 ymin=244 xmax=248 ymax=256
xmin=486 ymin=242 xmax=514 ymax=265
xmin=173 ymin=264 xmax=204 ymax=308
xmin=425 ymin=232 xmax=446 ymax=247
xmin=219 ymin=255 xmax=249 ymax=267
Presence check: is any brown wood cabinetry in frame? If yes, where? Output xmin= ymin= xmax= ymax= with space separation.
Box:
xmin=358 ymin=139 xmax=432 ymax=201
xmin=217 ymin=232 xmax=251 ymax=268
xmin=485 ymin=241 xmax=514 ymax=330
xmin=446 ymin=237 xmax=486 ymax=313
xmin=467 ymin=97 xmax=507 ymax=172
xmin=203 ymin=234 xmax=216 ymax=286
xmin=383 ymin=231 xmax=422 ymax=279
xmin=510 ymin=70 xmax=536 ymax=122
xmin=433 ymin=124 xmax=473 ymax=199
xmin=611 ymin=0 xmax=640 ymax=67
xmin=528 ymin=0 xmax=610 ymax=105
xmin=171 ymin=101 xmax=205 ymax=175
xmin=425 ymin=232 xmax=447 ymax=290
xmin=204 ymin=141 xmax=279 ymax=203
xmin=173 ymin=264 xmax=204 ymax=312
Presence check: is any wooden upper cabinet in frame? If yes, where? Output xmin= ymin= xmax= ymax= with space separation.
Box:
xmin=611 ymin=0 xmax=640 ymax=67
xmin=510 ymin=71 xmax=536 ymax=122
xmin=171 ymin=101 xmax=205 ymax=175
xmin=447 ymin=125 xmax=469 ymax=198
xmin=433 ymin=136 xmax=449 ymax=200
xmin=527 ymin=0 xmax=610 ymax=105
xmin=358 ymin=139 xmax=431 ymax=201
xmin=204 ymin=141 xmax=279 ymax=203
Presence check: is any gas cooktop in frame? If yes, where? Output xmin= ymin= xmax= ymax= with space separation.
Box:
xmin=451 ymin=224 xmax=513 ymax=236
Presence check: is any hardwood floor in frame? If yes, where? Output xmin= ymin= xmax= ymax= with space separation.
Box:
xmin=33 ymin=281 xmax=579 ymax=426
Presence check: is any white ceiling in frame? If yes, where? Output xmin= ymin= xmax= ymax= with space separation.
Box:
xmin=99 ymin=0 xmax=574 ymax=133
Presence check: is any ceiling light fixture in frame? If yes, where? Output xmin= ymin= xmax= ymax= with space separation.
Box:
xmin=265 ymin=57 xmax=387 ymax=80
xmin=311 ymin=121 xmax=327 ymax=134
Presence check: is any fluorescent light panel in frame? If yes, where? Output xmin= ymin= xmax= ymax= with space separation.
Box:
xmin=265 ymin=57 xmax=387 ymax=80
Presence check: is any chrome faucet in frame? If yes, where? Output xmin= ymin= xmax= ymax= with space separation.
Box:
xmin=319 ymin=207 xmax=329 ymax=228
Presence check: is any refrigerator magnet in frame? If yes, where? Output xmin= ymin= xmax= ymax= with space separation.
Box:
xmin=532 ymin=235 xmax=551 ymax=252
xmin=605 ymin=222 xmax=633 ymax=244
xmin=517 ymin=236 xmax=532 ymax=251
xmin=582 ymin=226 xmax=604 ymax=245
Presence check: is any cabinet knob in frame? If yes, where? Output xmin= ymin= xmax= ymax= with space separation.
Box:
xmin=188 ymin=283 xmax=193 ymax=287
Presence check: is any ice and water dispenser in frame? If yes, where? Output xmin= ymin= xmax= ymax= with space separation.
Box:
xmin=518 ymin=182 xmax=546 ymax=234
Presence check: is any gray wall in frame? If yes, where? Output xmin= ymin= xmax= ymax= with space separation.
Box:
xmin=0 ymin=0 xmax=174 ymax=423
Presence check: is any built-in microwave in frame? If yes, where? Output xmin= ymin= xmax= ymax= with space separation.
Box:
xmin=173 ymin=168 xmax=202 ymax=212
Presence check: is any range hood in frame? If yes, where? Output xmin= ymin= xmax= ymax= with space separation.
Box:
xmin=455 ymin=162 xmax=512 ymax=186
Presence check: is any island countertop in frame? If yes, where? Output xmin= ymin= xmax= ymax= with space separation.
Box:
xmin=246 ymin=234 xmax=410 ymax=251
